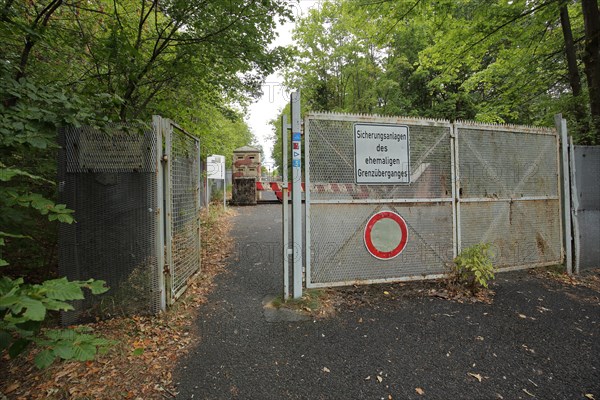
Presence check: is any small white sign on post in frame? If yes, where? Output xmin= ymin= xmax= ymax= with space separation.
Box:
xmin=206 ymin=155 xmax=226 ymax=208
xmin=207 ymin=155 xmax=225 ymax=180
xmin=354 ymin=124 xmax=410 ymax=184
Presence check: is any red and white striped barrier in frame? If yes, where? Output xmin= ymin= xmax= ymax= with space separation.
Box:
xmin=256 ymin=161 xmax=433 ymax=202
xmin=256 ymin=181 xmax=305 ymax=202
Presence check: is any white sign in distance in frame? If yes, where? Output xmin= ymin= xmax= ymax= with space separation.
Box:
xmin=354 ymin=123 xmax=410 ymax=184
xmin=207 ymin=155 xmax=225 ymax=180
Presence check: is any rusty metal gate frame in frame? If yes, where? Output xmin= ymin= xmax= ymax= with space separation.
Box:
xmin=154 ymin=116 xmax=201 ymax=305
xmin=454 ymin=122 xmax=563 ymax=271
xmin=305 ymin=113 xmax=456 ymax=288
xmin=304 ymin=113 xmax=564 ymax=289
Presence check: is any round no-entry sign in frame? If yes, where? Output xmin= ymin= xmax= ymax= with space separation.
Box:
xmin=364 ymin=211 xmax=408 ymax=260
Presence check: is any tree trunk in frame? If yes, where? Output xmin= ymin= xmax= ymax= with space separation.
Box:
xmin=561 ymin=4 xmax=582 ymax=97
xmin=561 ymin=3 xmax=591 ymax=139
xmin=582 ymin=0 xmax=600 ymax=144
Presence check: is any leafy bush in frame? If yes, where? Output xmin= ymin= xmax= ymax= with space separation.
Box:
xmin=0 ymin=276 xmax=113 ymax=368
xmin=452 ymin=243 xmax=495 ymax=294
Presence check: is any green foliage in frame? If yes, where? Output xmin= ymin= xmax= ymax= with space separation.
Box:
xmin=270 ymin=289 xmax=326 ymax=312
xmin=0 ymin=0 xmax=289 ymax=370
xmin=452 ymin=243 xmax=496 ymax=293
xmin=210 ymin=188 xmax=225 ymax=204
xmin=284 ymin=0 xmax=596 ymax=143
xmin=0 ymin=276 xmax=113 ymax=368
xmin=1 ymin=0 xmax=287 ymax=272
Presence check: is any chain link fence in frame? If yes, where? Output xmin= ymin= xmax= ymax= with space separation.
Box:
xmin=58 ymin=117 xmax=200 ymax=324
xmin=306 ymin=114 xmax=454 ymax=287
xmin=58 ymin=123 xmax=162 ymax=324
xmin=166 ymin=124 xmax=201 ymax=300
xmin=456 ymin=124 xmax=562 ymax=269
xmin=305 ymin=113 xmax=562 ymax=288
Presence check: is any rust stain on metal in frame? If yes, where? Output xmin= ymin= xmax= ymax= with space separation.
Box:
xmin=536 ymin=232 xmax=548 ymax=256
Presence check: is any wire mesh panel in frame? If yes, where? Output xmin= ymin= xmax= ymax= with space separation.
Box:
xmin=166 ymin=124 xmax=201 ymax=300
xmin=306 ymin=113 xmax=454 ymax=287
xmin=456 ymin=124 xmax=562 ymax=269
xmin=58 ymin=123 xmax=161 ymax=324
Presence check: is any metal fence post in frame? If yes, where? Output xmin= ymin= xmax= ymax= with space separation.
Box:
xmin=304 ymin=114 xmax=311 ymax=289
xmin=555 ymin=114 xmax=572 ymax=275
xmin=282 ymin=114 xmax=290 ymax=300
xmin=153 ymin=115 xmax=167 ymax=312
xmin=568 ymin=136 xmax=580 ymax=274
xmin=453 ymin=124 xmax=462 ymax=255
xmin=291 ymin=91 xmax=303 ymax=299
xmin=164 ymin=118 xmax=174 ymax=304
xmin=197 ymin=141 xmax=202 ymax=278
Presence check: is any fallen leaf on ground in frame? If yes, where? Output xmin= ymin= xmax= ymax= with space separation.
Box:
xmin=468 ymin=372 xmax=483 ymax=382
xmin=0 ymin=209 xmax=236 ymax=400
xmin=364 ymin=376 xmax=371 ymax=380
xmin=415 ymin=387 xmax=425 ymax=395
xmin=377 ymin=376 xmax=383 ymax=383
xmin=518 ymin=313 xmax=527 ymax=319
xmin=522 ymin=388 xmax=535 ymax=397
xmin=5 ymin=382 xmax=20 ymax=393
xmin=585 ymin=394 xmax=595 ymax=400
xmin=323 ymin=367 xmax=330 ymax=373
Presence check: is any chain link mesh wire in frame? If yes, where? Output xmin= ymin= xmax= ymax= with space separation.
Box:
xmin=456 ymin=125 xmax=562 ymax=268
xmin=58 ymin=123 xmax=160 ymax=324
xmin=309 ymin=117 xmax=453 ymax=201
xmin=307 ymin=114 xmax=454 ymax=286
xmin=168 ymin=125 xmax=201 ymax=299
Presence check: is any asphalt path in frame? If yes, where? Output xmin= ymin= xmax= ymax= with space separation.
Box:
xmin=175 ymin=204 xmax=599 ymax=400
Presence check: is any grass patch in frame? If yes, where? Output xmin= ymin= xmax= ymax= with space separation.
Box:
xmin=268 ymin=289 xmax=336 ymax=318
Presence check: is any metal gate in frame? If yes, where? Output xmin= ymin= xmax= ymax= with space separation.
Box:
xmin=455 ymin=123 xmax=562 ymax=270
xmin=305 ymin=114 xmax=455 ymax=287
xmin=155 ymin=116 xmax=201 ymax=303
xmin=58 ymin=116 xmax=200 ymax=323
xmin=304 ymin=113 xmax=563 ymax=288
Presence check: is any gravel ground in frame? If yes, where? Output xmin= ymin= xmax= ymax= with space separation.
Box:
xmin=175 ymin=204 xmax=599 ymax=400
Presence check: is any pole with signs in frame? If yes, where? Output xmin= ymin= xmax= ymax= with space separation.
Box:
xmin=290 ymin=91 xmax=302 ymax=299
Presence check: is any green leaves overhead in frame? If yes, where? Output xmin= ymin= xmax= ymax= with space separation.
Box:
xmin=1 ymin=0 xmax=288 ymax=272
xmin=285 ymin=0 xmax=596 ymax=142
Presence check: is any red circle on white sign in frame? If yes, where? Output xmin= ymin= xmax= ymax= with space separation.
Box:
xmin=364 ymin=211 xmax=408 ymax=260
